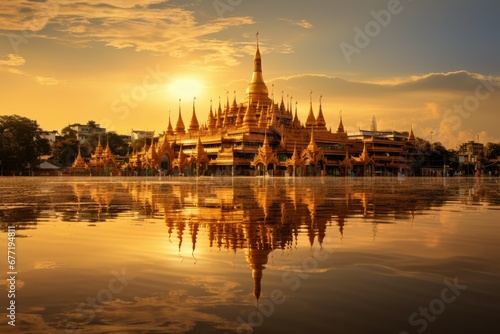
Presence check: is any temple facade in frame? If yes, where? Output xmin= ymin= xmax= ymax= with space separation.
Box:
xmin=117 ymin=36 xmax=418 ymax=177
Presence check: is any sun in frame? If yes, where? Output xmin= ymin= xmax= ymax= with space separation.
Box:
xmin=167 ymin=77 xmax=203 ymax=99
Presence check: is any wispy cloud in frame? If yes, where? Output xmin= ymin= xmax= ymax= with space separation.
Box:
xmin=0 ymin=1 xmax=256 ymax=68
xmin=0 ymin=53 xmax=25 ymax=67
xmin=279 ymin=18 xmax=313 ymax=29
xmin=0 ymin=53 xmax=64 ymax=85
xmin=35 ymin=76 xmax=62 ymax=86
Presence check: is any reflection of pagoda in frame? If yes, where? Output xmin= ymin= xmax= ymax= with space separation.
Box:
xmin=111 ymin=178 xmax=450 ymax=302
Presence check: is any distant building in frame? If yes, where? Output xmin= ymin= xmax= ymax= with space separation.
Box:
xmin=40 ymin=130 xmax=59 ymax=143
xmin=131 ymin=129 xmax=155 ymax=142
xmin=458 ymin=141 xmax=484 ymax=163
xmin=70 ymin=123 xmax=106 ymax=144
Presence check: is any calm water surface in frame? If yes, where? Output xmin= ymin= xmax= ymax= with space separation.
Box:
xmin=1 ymin=176 xmax=499 ymax=334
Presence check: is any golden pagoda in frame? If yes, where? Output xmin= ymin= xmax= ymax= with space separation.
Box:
xmin=121 ymin=33 xmax=418 ymax=177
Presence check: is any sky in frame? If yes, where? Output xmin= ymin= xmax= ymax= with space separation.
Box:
xmin=1 ymin=0 xmax=499 ymax=149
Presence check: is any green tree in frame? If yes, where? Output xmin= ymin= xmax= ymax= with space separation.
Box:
xmin=0 ymin=115 xmax=50 ymax=174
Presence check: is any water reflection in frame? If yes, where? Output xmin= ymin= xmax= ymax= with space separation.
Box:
xmin=1 ymin=177 xmax=499 ymax=333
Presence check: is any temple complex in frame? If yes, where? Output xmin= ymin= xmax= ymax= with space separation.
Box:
xmin=80 ymin=35 xmax=418 ymax=177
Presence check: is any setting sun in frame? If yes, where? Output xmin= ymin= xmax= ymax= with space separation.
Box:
xmin=167 ymin=78 xmax=204 ymax=100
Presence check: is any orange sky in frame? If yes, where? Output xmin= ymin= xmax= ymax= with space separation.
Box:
xmin=1 ymin=0 xmax=499 ymax=149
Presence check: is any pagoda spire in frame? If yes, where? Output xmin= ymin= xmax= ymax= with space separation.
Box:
xmin=293 ymin=102 xmax=301 ymax=128
xmin=175 ymin=99 xmax=186 ymax=135
xmin=408 ymin=124 xmax=415 ymax=141
xmin=337 ymin=110 xmax=345 ymax=133
xmin=305 ymin=91 xmax=316 ymax=128
xmin=316 ymin=94 xmax=326 ymax=129
xmin=167 ymin=109 xmax=174 ymax=135
xmin=243 ymin=97 xmax=258 ymax=127
xmin=215 ymin=97 xmax=222 ymax=129
xmin=188 ymin=97 xmax=199 ymax=133
xmin=208 ymin=100 xmax=216 ymax=131
xmin=246 ymin=32 xmax=270 ymax=104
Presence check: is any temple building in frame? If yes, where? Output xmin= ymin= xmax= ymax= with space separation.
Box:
xmin=116 ymin=35 xmax=418 ymax=177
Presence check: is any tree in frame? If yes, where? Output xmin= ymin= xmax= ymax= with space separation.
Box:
xmin=0 ymin=115 xmax=50 ymax=174
xmin=61 ymin=125 xmax=77 ymax=139
xmin=486 ymin=142 xmax=500 ymax=160
xmin=51 ymin=137 xmax=81 ymax=167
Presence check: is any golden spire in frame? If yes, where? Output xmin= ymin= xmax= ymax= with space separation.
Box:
xmin=316 ymin=94 xmax=326 ymax=128
xmin=208 ymin=100 xmax=216 ymax=131
xmin=305 ymin=91 xmax=316 ymax=128
xmin=167 ymin=109 xmax=174 ymax=135
xmin=337 ymin=110 xmax=345 ymax=133
xmin=175 ymin=99 xmax=186 ymax=134
xmin=408 ymin=124 xmax=415 ymax=141
xmin=216 ymin=97 xmax=222 ymax=129
xmin=243 ymin=97 xmax=258 ymax=127
xmin=235 ymin=106 xmax=244 ymax=128
xmin=246 ymin=32 xmax=270 ymax=103
xmin=293 ymin=101 xmax=301 ymax=128
xmin=223 ymin=92 xmax=231 ymax=127
xmin=280 ymin=92 xmax=286 ymax=112
xmin=188 ymin=97 xmax=199 ymax=133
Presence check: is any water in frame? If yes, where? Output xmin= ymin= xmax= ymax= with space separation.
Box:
xmin=1 ymin=176 xmax=499 ymax=334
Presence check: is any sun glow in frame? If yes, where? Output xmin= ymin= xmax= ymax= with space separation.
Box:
xmin=167 ymin=78 xmax=204 ymax=99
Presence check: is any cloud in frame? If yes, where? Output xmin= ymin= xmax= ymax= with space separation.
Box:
xmin=268 ymin=71 xmax=500 ymax=148
xmin=0 ymin=53 xmax=64 ymax=85
xmin=279 ymin=18 xmax=313 ymax=29
xmin=0 ymin=53 xmax=26 ymax=66
xmin=35 ymin=76 xmax=61 ymax=86
xmin=0 ymin=1 xmax=257 ymax=69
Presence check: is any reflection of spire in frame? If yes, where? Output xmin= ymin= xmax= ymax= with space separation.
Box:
xmin=190 ymin=222 xmax=199 ymax=264
xmin=245 ymin=247 xmax=272 ymax=303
